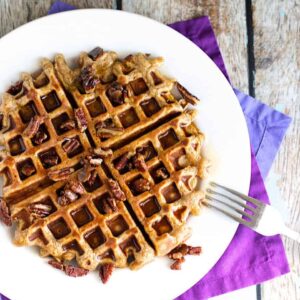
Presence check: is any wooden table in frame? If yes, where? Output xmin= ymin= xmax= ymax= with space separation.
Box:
xmin=0 ymin=1 xmax=299 ymax=299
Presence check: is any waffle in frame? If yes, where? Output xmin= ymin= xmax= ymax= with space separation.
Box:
xmin=0 ymin=48 xmax=206 ymax=280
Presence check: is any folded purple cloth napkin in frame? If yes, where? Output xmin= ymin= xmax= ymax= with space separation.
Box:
xmin=0 ymin=2 xmax=291 ymax=299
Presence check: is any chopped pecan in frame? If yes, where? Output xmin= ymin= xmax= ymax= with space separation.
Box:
xmin=132 ymin=178 xmax=151 ymax=194
xmin=23 ymin=115 xmax=44 ymax=138
xmin=28 ymin=203 xmax=52 ymax=218
xmin=88 ymin=47 xmax=104 ymax=60
xmin=41 ymin=153 xmax=59 ymax=167
xmin=64 ymin=189 xmax=78 ymax=202
xmin=21 ymin=163 xmax=36 ymax=177
xmin=48 ymin=167 xmax=74 ymax=181
xmin=99 ymin=263 xmax=114 ymax=284
xmin=188 ymin=246 xmax=202 ymax=255
xmin=87 ymin=169 xmax=97 ymax=186
xmin=93 ymin=147 xmax=113 ymax=158
xmin=67 ymin=179 xmax=85 ymax=195
xmin=136 ymin=145 xmax=152 ymax=161
xmin=132 ymin=153 xmax=147 ymax=172
xmin=78 ymin=162 xmax=91 ymax=182
xmin=0 ymin=197 xmax=12 ymax=226
xmin=96 ymin=122 xmax=124 ymax=139
xmin=48 ymin=259 xmax=64 ymax=271
xmin=62 ymin=138 xmax=80 ymax=154
xmin=155 ymin=167 xmax=168 ymax=180
xmin=107 ymin=179 xmax=126 ymax=201
xmin=75 ymin=108 xmax=88 ymax=132
xmin=170 ymin=257 xmax=185 ymax=270
xmin=106 ymin=82 xmax=127 ymax=105
xmin=32 ymin=129 xmax=48 ymax=145
xmin=6 ymin=81 xmax=23 ymax=96
xmin=89 ymin=158 xmax=103 ymax=166
xmin=64 ymin=265 xmax=89 ymax=277
xmin=176 ymin=82 xmax=199 ymax=105
xmin=168 ymin=244 xmax=189 ymax=260
xmin=80 ymin=65 xmax=100 ymax=93
xmin=102 ymin=197 xmax=118 ymax=214
xmin=57 ymin=194 xmax=71 ymax=206
xmin=60 ymin=119 xmax=76 ymax=130
xmin=115 ymin=152 xmax=130 ymax=171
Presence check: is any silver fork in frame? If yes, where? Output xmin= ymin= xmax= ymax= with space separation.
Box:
xmin=204 ymin=181 xmax=300 ymax=242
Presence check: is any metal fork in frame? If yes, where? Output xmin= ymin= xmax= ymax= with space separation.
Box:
xmin=204 ymin=181 xmax=300 ymax=242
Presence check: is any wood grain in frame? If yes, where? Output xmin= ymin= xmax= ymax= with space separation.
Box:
xmin=0 ymin=0 xmax=114 ymax=38
xmin=252 ymin=0 xmax=300 ymax=299
xmin=123 ymin=0 xmax=249 ymax=92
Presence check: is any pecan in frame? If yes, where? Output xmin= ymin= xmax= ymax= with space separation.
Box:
xmin=67 ymin=179 xmax=85 ymax=195
xmin=89 ymin=158 xmax=103 ymax=166
xmin=136 ymin=146 xmax=152 ymax=161
xmin=87 ymin=169 xmax=98 ymax=186
xmin=57 ymin=194 xmax=70 ymax=206
xmin=78 ymin=162 xmax=91 ymax=182
xmin=0 ymin=197 xmax=12 ymax=226
xmin=21 ymin=163 xmax=36 ymax=177
xmin=115 ymin=152 xmax=130 ymax=171
xmin=168 ymin=244 xmax=189 ymax=260
xmin=48 ymin=259 xmax=64 ymax=271
xmin=23 ymin=115 xmax=43 ymax=138
xmin=155 ymin=167 xmax=168 ymax=180
xmin=96 ymin=123 xmax=124 ymax=139
xmin=102 ymin=197 xmax=118 ymax=214
xmin=107 ymin=179 xmax=126 ymax=201
xmin=75 ymin=108 xmax=88 ymax=132
xmin=188 ymin=246 xmax=202 ymax=255
xmin=88 ymin=47 xmax=104 ymax=60
xmin=64 ymin=265 xmax=89 ymax=277
xmin=6 ymin=81 xmax=23 ymax=96
xmin=99 ymin=263 xmax=114 ymax=284
xmin=28 ymin=203 xmax=52 ymax=218
xmin=170 ymin=257 xmax=185 ymax=270
xmin=41 ymin=153 xmax=59 ymax=167
xmin=132 ymin=153 xmax=147 ymax=172
xmin=79 ymin=65 xmax=100 ymax=93
xmin=62 ymin=138 xmax=80 ymax=154
xmin=48 ymin=167 xmax=74 ymax=181
xmin=106 ymin=82 xmax=127 ymax=105
xmin=176 ymin=82 xmax=199 ymax=105
xmin=64 ymin=189 xmax=78 ymax=202
xmin=93 ymin=147 xmax=113 ymax=158
xmin=132 ymin=178 xmax=151 ymax=194
xmin=32 ymin=129 xmax=48 ymax=145
xmin=60 ymin=119 xmax=76 ymax=130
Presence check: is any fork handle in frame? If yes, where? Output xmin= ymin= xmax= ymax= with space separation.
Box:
xmin=281 ymin=226 xmax=300 ymax=243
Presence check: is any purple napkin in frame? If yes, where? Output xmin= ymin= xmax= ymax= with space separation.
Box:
xmin=0 ymin=2 xmax=291 ymax=300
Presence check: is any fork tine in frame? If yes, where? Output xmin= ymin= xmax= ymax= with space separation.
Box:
xmin=209 ymin=181 xmax=263 ymax=207
xmin=205 ymin=195 xmax=254 ymax=220
xmin=203 ymin=200 xmax=250 ymax=226
xmin=206 ymin=188 xmax=256 ymax=212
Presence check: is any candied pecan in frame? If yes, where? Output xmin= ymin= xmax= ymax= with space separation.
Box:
xmin=67 ymin=179 xmax=85 ymax=195
xmin=88 ymin=47 xmax=104 ymax=60
xmin=80 ymin=65 xmax=100 ymax=93
xmin=60 ymin=119 xmax=76 ymax=130
xmin=132 ymin=153 xmax=147 ymax=172
xmin=41 ymin=153 xmax=59 ymax=167
xmin=170 ymin=257 xmax=185 ymax=270
xmin=99 ymin=263 xmax=114 ymax=284
xmin=155 ymin=167 xmax=168 ymax=180
xmin=75 ymin=108 xmax=88 ymax=132
xmin=102 ymin=197 xmax=118 ymax=214
xmin=132 ymin=178 xmax=151 ymax=194
xmin=115 ymin=152 xmax=130 ymax=171
xmin=87 ymin=169 xmax=98 ymax=186
xmin=23 ymin=115 xmax=43 ymax=138
xmin=168 ymin=244 xmax=189 ymax=260
xmin=28 ymin=203 xmax=52 ymax=218
xmin=106 ymin=82 xmax=127 ymax=105
xmin=48 ymin=167 xmax=74 ymax=181
xmin=107 ymin=179 xmax=126 ymax=201
xmin=32 ymin=130 xmax=48 ymax=145
xmin=62 ymin=138 xmax=80 ymax=154
xmin=48 ymin=259 xmax=64 ymax=271
xmin=0 ymin=197 xmax=12 ymax=226
xmin=93 ymin=147 xmax=113 ymax=158
xmin=64 ymin=265 xmax=89 ymax=277
xmin=176 ymin=82 xmax=199 ymax=105
xmin=188 ymin=246 xmax=202 ymax=255
xmin=6 ymin=81 xmax=23 ymax=95
xmin=21 ymin=163 xmax=36 ymax=177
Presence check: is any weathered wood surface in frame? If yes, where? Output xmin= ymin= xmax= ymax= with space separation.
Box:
xmin=253 ymin=0 xmax=300 ymax=299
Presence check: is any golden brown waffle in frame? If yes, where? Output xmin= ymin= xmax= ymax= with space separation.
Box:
xmin=0 ymin=48 xmax=206 ymax=279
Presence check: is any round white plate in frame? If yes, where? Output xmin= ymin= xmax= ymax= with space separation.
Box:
xmin=0 ymin=9 xmax=251 ymax=300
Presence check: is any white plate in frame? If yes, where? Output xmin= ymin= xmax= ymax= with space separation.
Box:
xmin=0 ymin=9 xmax=251 ymax=300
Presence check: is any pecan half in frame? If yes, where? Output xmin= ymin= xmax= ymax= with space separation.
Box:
xmin=23 ymin=115 xmax=44 ymax=138
xmin=102 ymin=197 xmax=118 ymax=214
xmin=0 ymin=197 xmax=12 ymax=226
xmin=75 ymin=108 xmax=88 ymax=132
xmin=64 ymin=265 xmax=89 ymax=277
xmin=99 ymin=263 xmax=114 ymax=284
xmin=21 ymin=163 xmax=36 ymax=177
xmin=106 ymin=82 xmax=127 ymax=105
xmin=115 ymin=152 xmax=130 ymax=171
xmin=96 ymin=122 xmax=124 ymax=139
xmin=132 ymin=153 xmax=147 ymax=172
xmin=93 ymin=147 xmax=113 ymax=158
xmin=155 ymin=167 xmax=168 ymax=180
xmin=80 ymin=65 xmax=100 ymax=93
xmin=107 ymin=179 xmax=126 ymax=201
xmin=67 ymin=179 xmax=85 ymax=195
xmin=88 ymin=47 xmax=104 ymax=60
xmin=48 ymin=167 xmax=74 ymax=181
xmin=6 ymin=81 xmax=23 ymax=96
xmin=170 ymin=257 xmax=185 ymax=270
xmin=132 ymin=178 xmax=151 ymax=194
xmin=62 ymin=138 xmax=80 ymax=154
xmin=60 ymin=119 xmax=76 ymax=130
xmin=176 ymin=82 xmax=199 ymax=105
xmin=28 ymin=203 xmax=52 ymax=218
xmin=32 ymin=129 xmax=48 ymax=145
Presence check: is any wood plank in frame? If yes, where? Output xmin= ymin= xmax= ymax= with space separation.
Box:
xmin=123 ymin=0 xmax=249 ymax=91
xmin=0 ymin=0 xmax=114 ymax=38
xmin=252 ymin=0 xmax=300 ymax=299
